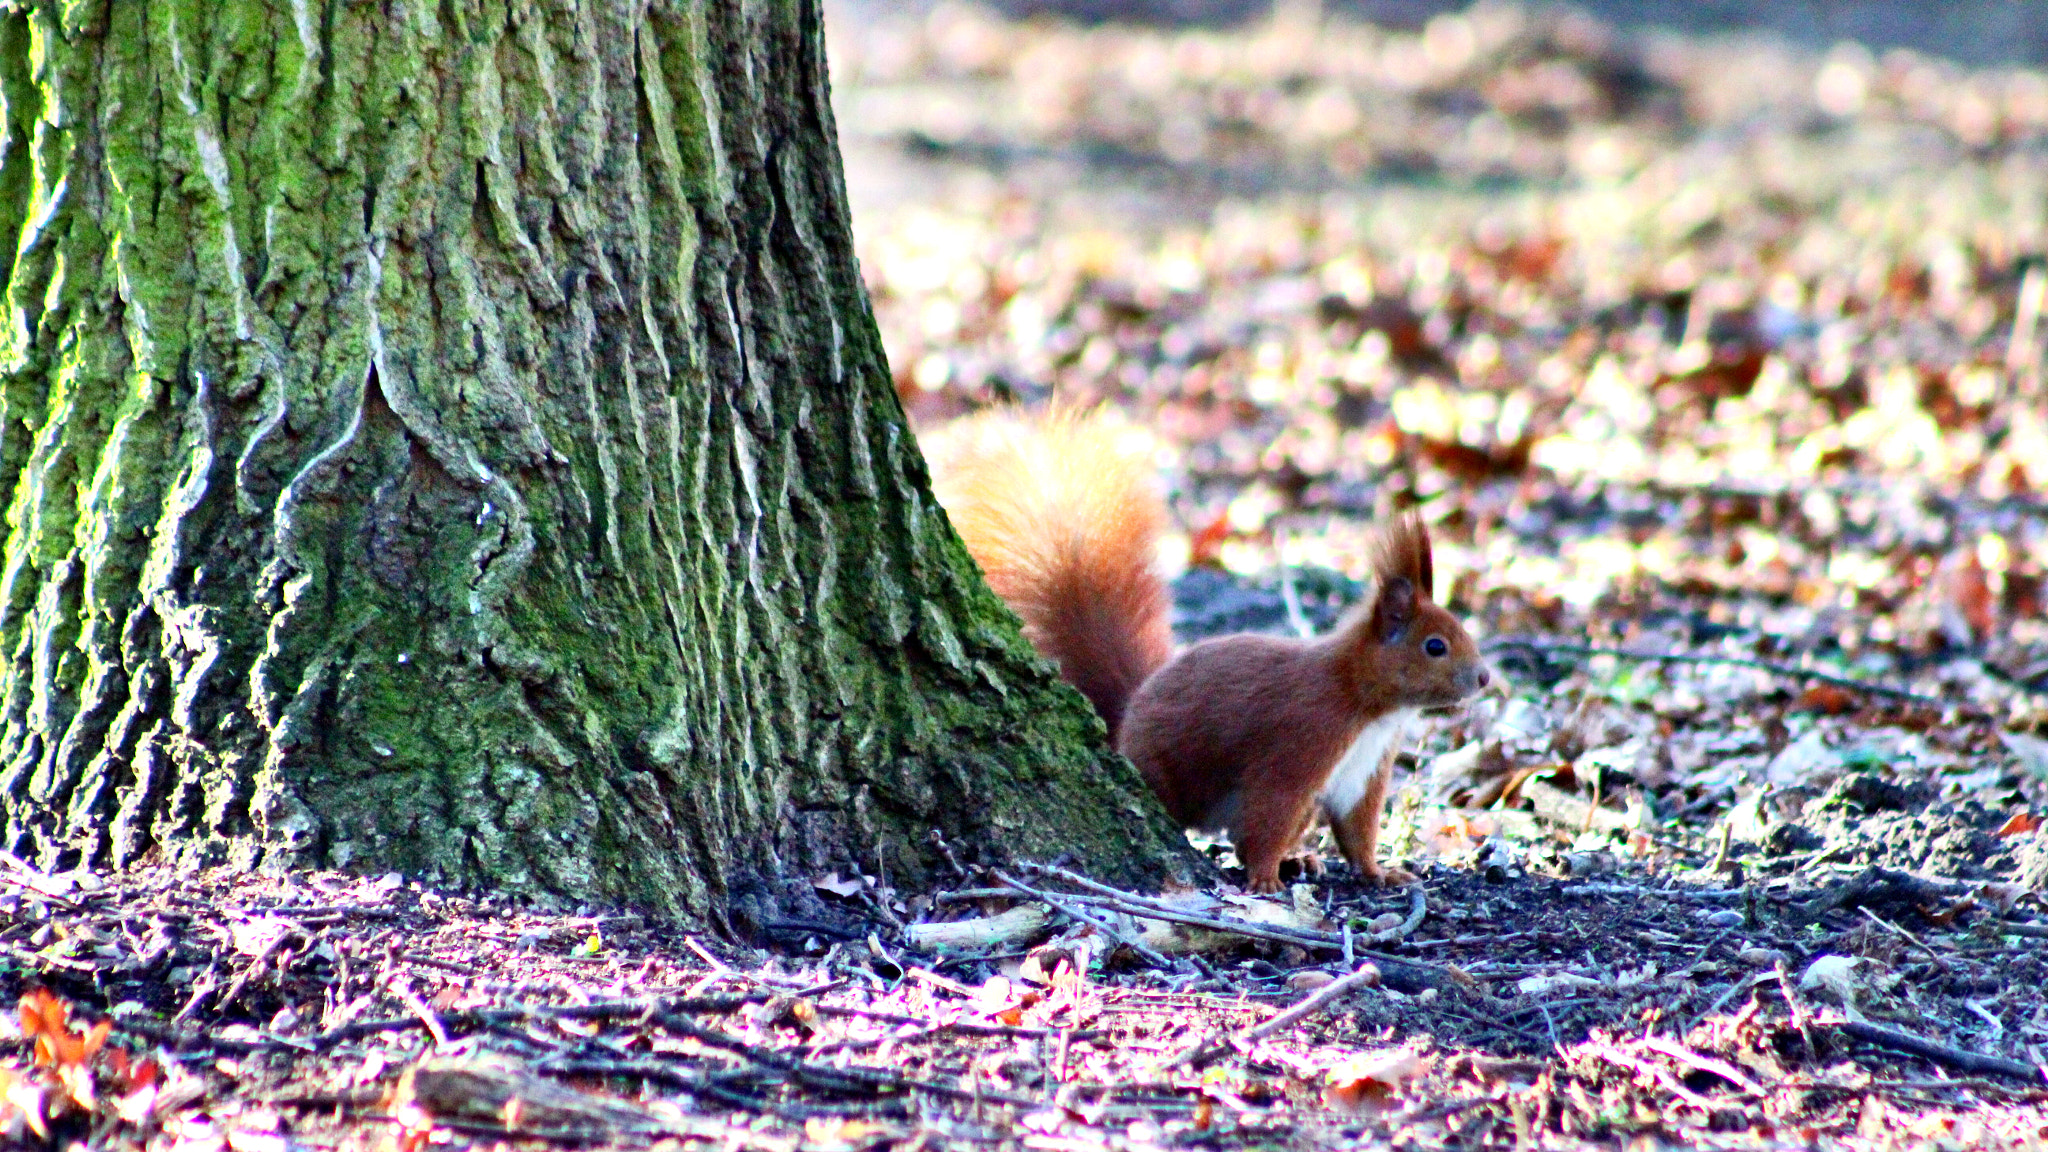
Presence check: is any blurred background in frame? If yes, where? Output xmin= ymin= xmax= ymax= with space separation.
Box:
xmin=842 ymin=1 xmax=2048 ymax=66
xmin=825 ymin=0 xmax=2048 ymax=743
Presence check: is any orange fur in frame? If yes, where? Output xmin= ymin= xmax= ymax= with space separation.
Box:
xmin=931 ymin=410 xmax=1490 ymax=891
xmin=930 ymin=409 xmax=1173 ymax=738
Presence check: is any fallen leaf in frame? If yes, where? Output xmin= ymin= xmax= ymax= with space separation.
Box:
xmin=1187 ymin=511 xmax=1232 ymax=569
xmin=804 ymin=1116 xmax=891 ymax=1150
xmin=1796 ymin=684 xmax=1857 ymax=715
xmin=19 ymin=991 xmax=108 ymax=1069
xmin=1997 ymin=812 xmax=2039 ymax=837
xmin=813 ymin=872 xmax=864 ymax=899
xmin=1322 ymin=1049 xmax=1422 ymax=1115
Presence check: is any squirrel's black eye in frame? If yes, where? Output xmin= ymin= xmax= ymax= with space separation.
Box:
xmin=1424 ymin=636 xmax=1449 ymax=657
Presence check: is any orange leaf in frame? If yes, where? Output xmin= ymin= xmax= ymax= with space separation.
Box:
xmin=82 ymin=1020 xmax=109 ymax=1061
xmin=21 ymin=990 xmax=68 ymax=1057
xmin=17 ymin=991 xmax=103 ymax=1070
xmin=1797 ymin=684 xmax=1857 ymax=715
xmin=1187 ymin=512 xmax=1231 ymax=570
xmin=1997 ymin=811 xmax=2039 ymax=837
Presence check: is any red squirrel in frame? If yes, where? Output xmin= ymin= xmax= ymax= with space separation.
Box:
xmin=931 ymin=408 xmax=1491 ymax=891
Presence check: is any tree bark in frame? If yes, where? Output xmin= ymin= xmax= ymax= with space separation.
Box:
xmin=0 ymin=0 xmax=1200 ymax=927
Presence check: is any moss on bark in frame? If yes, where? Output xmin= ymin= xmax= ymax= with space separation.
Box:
xmin=0 ymin=0 xmax=1202 ymax=927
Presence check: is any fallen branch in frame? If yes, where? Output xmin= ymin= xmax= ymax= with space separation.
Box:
xmin=1832 ymin=1020 xmax=2044 ymax=1083
xmin=1789 ymin=866 xmax=1963 ymax=928
xmin=993 ymin=869 xmax=1170 ymax=967
xmin=310 ymin=992 xmax=766 ymax=1051
xmin=904 ymin=904 xmax=1052 ymax=951
xmin=1586 ymin=1039 xmax=1719 ymax=1110
xmin=1014 ymin=863 xmax=1343 ymax=950
xmin=1634 ymin=1036 xmax=1766 ymax=1096
xmin=655 ymin=1012 xmax=1041 ymax=1107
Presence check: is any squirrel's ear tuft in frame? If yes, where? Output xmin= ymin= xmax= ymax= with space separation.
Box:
xmin=1370 ymin=512 xmax=1433 ymax=600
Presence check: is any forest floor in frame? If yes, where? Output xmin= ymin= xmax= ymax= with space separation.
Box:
xmin=10 ymin=1 xmax=2048 ymax=1150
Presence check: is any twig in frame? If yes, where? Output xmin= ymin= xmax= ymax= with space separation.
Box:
xmin=1832 ymin=1020 xmax=2044 ymax=1083
xmin=1635 ymin=1036 xmax=1767 ymax=1095
xmin=1238 ymin=960 xmax=1383 ymax=1043
xmin=1015 ymin=864 xmax=1343 ymax=950
xmin=398 ymin=986 xmax=451 ymax=1047
xmin=932 ymin=889 xmax=1025 ymax=904
xmin=1485 ymin=637 xmax=1947 ymax=707
xmin=655 ymin=1012 xmax=1041 ymax=1107
xmin=1065 ymin=891 xmax=1342 ymax=951
xmin=1678 ymin=973 xmax=1763 ymax=1038
xmin=232 ymin=903 xmax=402 ymax=921
xmin=1586 ymin=1040 xmax=1717 ymax=1110
xmin=1356 ymin=885 xmax=1429 ymax=946
xmin=1704 ymin=820 xmax=1734 ymax=878
xmin=0 ymin=941 xmax=104 ymax=974
xmin=904 ymin=967 xmax=979 ymax=998
xmin=1774 ymin=958 xmax=1823 ymax=1060
xmin=992 ymin=869 xmax=1170 ymax=967
xmin=531 ymin=1058 xmax=831 ymax=1121
xmin=1857 ymin=906 xmax=1945 ymax=968
xmin=810 ymin=1003 xmax=1091 ymax=1040
xmin=401 ymin=952 xmax=488 ymax=977
xmin=110 ymin=1016 xmax=291 ymax=1054
xmin=308 ymin=992 xmax=765 ymax=1050
xmin=1404 ymin=931 xmax=1540 ymax=950
xmin=928 ymin=829 xmax=971 ymax=883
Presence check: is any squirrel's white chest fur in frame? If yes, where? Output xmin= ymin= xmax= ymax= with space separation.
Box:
xmin=1319 ymin=708 xmax=1418 ymax=816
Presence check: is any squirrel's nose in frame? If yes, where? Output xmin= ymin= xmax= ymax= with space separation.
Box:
xmin=1476 ymin=668 xmax=1491 ymax=688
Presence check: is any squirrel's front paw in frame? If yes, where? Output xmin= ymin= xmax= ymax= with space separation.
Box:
xmin=1358 ymin=860 xmax=1417 ymax=887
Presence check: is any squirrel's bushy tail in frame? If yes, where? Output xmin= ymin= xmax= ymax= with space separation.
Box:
xmin=929 ymin=408 xmax=1173 ymax=738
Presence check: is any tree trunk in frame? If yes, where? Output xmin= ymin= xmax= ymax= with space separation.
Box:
xmin=0 ymin=0 xmax=1200 ymax=927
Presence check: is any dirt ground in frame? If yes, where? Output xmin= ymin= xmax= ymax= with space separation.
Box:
xmin=9 ymin=1 xmax=2048 ymax=1149
xmin=2 ymin=824 xmax=2044 ymax=1151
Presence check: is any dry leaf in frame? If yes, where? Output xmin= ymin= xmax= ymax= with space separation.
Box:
xmin=1996 ymin=811 xmax=2039 ymax=837
xmin=1797 ymin=684 xmax=1857 ymax=715
xmin=20 ymin=991 xmax=108 ymax=1069
xmin=803 ymin=1116 xmax=891 ymax=1150
xmin=813 ymin=873 xmax=865 ymax=899
xmin=1187 ymin=512 xmax=1232 ymax=569
xmin=1322 ymin=1049 xmax=1422 ymax=1115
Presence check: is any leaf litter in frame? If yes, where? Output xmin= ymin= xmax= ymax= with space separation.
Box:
xmin=7 ymin=2 xmax=2048 ymax=1149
